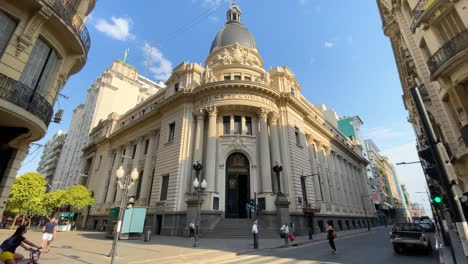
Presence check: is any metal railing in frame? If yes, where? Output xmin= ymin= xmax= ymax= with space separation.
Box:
xmin=410 ymin=0 xmax=437 ymax=32
xmin=0 ymin=73 xmax=53 ymax=126
xmin=47 ymin=0 xmax=91 ymax=55
xmin=427 ymin=29 xmax=468 ymax=75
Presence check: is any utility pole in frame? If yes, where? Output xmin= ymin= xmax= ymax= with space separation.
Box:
xmin=411 ymin=86 xmax=468 ymax=260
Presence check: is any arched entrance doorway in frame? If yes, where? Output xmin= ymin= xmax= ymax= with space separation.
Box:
xmin=225 ymin=153 xmax=250 ymax=219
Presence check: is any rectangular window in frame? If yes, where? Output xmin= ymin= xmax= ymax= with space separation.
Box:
xmin=112 ymin=153 xmax=117 ymax=167
xmin=245 ymin=116 xmax=252 ymax=135
xmin=144 ymin=139 xmax=150 ymax=155
xmin=136 ymin=170 xmax=143 ymax=200
xmin=234 ymin=116 xmax=242 ymax=134
xmin=131 ymin=144 xmax=137 ymax=159
xmin=234 ymin=75 xmax=241 ymax=80
xmin=312 ymin=144 xmax=317 ymax=158
xmin=0 ymin=11 xmax=17 ymax=57
xmin=121 ymin=149 xmax=126 ymax=163
xmin=291 ymin=87 xmax=295 ymax=95
xmin=20 ymin=38 xmax=58 ymax=100
xmin=435 ymin=9 xmax=464 ymax=43
xmin=223 ymin=116 xmax=231 ymax=135
xmin=295 ymin=127 xmax=301 ymax=145
xmin=213 ymin=197 xmax=219 ymax=210
xmin=244 ymin=76 xmax=251 ymax=81
xmin=301 ymin=176 xmax=308 ymax=205
xmin=174 ymin=83 xmax=179 ymax=92
xmin=168 ymin=123 xmax=175 ymax=141
xmin=224 ymin=75 xmax=231 ymax=81
xmin=148 ymin=168 xmax=155 ymax=205
xmin=160 ymin=175 xmax=169 ymax=201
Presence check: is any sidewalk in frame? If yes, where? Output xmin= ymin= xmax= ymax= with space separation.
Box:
xmin=0 ymin=226 xmax=384 ymax=264
xmin=437 ymin=228 xmax=467 ymax=264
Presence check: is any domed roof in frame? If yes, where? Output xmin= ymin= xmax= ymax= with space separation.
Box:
xmin=209 ymin=3 xmax=256 ymax=53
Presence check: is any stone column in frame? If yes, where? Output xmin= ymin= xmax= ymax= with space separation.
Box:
xmin=327 ymin=151 xmax=339 ymax=205
xmin=332 ymin=154 xmax=343 ymax=205
xmin=99 ymin=147 xmax=113 ymax=203
xmin=339 ymin=157 xmax=351 ymax=209
xmin=129 ymin=138 xmax=144 ymax=197
xmin=205 ymin=106 xmax=217 ymax=192
xmin=139 ymin=131 xmax=157 ymax=205
xmin=193 ymin=109 xmax=205 ymax=164
xmin=106 ymin=148 xmax=121 ymax=203
xmin=269 ymin=112 xmax=281 ymax=193
xmin=306 ymin=138 xmax=322 ymax=204
xmin=318 ymin=147 xmax=331 ymax=203
xmin=259 ymin=108 xmax=272 ymax=193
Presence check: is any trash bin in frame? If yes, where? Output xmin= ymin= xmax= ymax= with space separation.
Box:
xmin=144 ymin=230 xmax=152 ymax=242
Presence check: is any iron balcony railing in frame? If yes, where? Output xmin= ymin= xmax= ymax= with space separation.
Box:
xmin=410 ymin=0 xmax=437 ymax=32
xmin=427 ymin=29 xmax=468 ymax=75
xmin=0 ymin=73 xmax=53 ymax=126
xmin=47 ymin=0 xmax=91 ymax=55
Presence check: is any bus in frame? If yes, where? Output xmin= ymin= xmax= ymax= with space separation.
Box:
xmin=57 ymin=212 xmax=75 ymax=232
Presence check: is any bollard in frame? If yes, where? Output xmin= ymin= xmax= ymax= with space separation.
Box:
xmin=144 ymin=230 xmax=152 ymax=242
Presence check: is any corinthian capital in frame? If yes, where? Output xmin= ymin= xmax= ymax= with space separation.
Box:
xmin=194 ymin=109 xmax=205 ymax=120
xmin=258 ymin=108 xmax=269 ymax=119
xmin=269 ymin=112 xmax=279 ymax=125
xmin=206 ymin=105 xmax=217 ymax=116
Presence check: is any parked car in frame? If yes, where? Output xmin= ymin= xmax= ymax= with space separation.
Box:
xmin=390 ymin=223 xmax=434 ymax=255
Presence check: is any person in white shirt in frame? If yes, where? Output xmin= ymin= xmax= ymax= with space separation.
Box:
xmin=280 ymin=224 xmax=290 ymax=247
xmin=252 ymin=220 xmax=258 ymax=249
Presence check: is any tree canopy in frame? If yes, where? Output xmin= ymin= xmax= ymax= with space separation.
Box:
xmin=6 ymin=172 xmax=94 ymax=227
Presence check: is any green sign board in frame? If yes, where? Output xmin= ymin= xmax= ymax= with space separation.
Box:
xmin=109 ymin=207 xmax=119 ymax=220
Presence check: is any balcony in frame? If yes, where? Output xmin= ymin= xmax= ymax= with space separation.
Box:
xmin=0 ymin=73 xmax=53 ymax=126
xmin=427 ymin=29 xmax=468 ymax=79
xmin=46 ymin=0 xmax=91 ymax=56
xmin=410 ymin=0 xmax=442 ymax=32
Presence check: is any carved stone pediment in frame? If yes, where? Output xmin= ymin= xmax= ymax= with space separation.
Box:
xmin=207 ymin=43 xmax=263 ymax=68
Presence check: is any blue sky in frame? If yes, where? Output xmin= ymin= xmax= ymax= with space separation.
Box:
xmin=19 ymin=0 xmax=431 ymax=215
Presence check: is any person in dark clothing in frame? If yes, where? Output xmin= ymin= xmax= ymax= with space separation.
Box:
xmin=0 ymin=225 xmax=42 ymax=264
xmin=40 ymin=216 xmax=57 ymax=253
xmin=326 ymin=220 xmax=337 ymax=254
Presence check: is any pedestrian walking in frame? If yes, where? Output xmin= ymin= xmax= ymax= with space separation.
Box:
xmin=189 ymin=221 xmax=195 ymax=238
xmin=245 ymin=202 xmax=251 ymax=219
xmin=40 ymin=216 xmax=57 ymax=253
xmin=280 ymin=224 xmax=289 ymax=247
xmin=252 ymin=219 xmax=258 ymax=249
xmin=326 ymin=220 xmax=337 ymax=254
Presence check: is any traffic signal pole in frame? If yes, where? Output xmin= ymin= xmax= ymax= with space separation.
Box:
xmin=411 ymin=87 xmax=468 ymax=260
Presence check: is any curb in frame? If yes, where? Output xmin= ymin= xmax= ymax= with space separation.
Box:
xmin=237 ymin=226 xmax=386 ymax=256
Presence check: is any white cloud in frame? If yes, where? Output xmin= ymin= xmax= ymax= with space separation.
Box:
xmin=95 ymin=16 xmax=134 ymax=41
xmin=324 ymin=41 xmax=335 ymax=48
xmin=143 ymin=42 xmax=173 ymax=81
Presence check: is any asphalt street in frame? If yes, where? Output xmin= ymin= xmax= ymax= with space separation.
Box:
xmin=212 ymin=227 xmax=439 ymax=264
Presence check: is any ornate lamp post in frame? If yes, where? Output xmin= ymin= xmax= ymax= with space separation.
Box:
xmin=192 ymin=161 xmax=206 ymax=248
xmin=109 ymin=165 xmax=139 ymax=264
xmin=272 ymin=162 xmax=283 ymax=196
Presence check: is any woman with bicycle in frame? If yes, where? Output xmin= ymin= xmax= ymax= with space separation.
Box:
xmin=0 ymin=225 xmax=42 ymax=264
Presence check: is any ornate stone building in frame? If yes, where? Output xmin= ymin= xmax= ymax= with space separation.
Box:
xmin=0 ymin=0 xmax=95 ymax=218
xmin=377 ymin=0 xmax=468 ymax=214
xmin=83 ymin=3 xmax=374 ymax=235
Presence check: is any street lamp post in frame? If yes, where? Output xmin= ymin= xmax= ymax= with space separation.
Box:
xmin=109 ymin=165 xmax=139 ymax=264
xmin=272 ymin=162 xmax=283 ymax=196
xmin=192 ymin=161 xmax=206 ymax=248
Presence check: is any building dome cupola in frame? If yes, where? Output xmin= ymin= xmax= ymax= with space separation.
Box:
xmin=227 ymin=1 xmax=241 ymax=23
xmin=209 ymin=1 xmax=256 ymax=53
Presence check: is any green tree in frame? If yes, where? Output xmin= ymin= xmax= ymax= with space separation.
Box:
xmin=43 ymin=189 xmax=67 ymax=216
xmin=7 ymin=172 xmax=47 ymax=228
xmin=62 ymin=185 xmax=94 ymax=209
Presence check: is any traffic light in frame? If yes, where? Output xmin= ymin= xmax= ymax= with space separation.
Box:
xmin=418 ymin=147 xmax=440 ymax=182
xmin=434 ymin=196 xmax=442 ymax=203
xmin=428 ymin=183 xmax=443 ymax=205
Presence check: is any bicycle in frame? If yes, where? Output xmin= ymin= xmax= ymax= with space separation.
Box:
xmin=16 ymin=248 xmax=41 ymax=264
